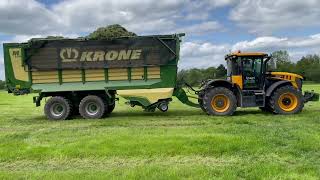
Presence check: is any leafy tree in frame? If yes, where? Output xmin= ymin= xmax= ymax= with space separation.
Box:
xmin=176 ymin=65 xmax=226 ymax=86
xmin=0 ymin=80 xmax=5 ymax=90
xmin=216 ymin=64 xmax=227 ymax=78
xmin=296 ymin=54 xmax=320 ymax=80
xmin=185 ymin=69 xmax=204 ymax=86
xmin=203 ymin=67 xmax=217 ymax=79
xmin=271 ymin=50 xmax=295 ymax=72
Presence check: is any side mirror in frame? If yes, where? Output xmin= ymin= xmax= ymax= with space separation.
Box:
xmin=267 ymin=58 xmax=277 ymax=71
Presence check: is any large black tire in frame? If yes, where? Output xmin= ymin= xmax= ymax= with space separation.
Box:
xmin=44 ymin=96 xmax=72 ymax=120
xmin=79 ymin=95 xmax=106 ymax=119
xmin=202 ymin=87 xmax=237 ymax=116
xmin=269 ymin=85 xmax=304 ymax=114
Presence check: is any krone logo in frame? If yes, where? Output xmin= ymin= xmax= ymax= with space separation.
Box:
xmin=60 ymin=48 xmax=79 ymax=62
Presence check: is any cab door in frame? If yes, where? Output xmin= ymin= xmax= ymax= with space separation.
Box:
xmin=241 ymin=57 xmax=263 ymax=90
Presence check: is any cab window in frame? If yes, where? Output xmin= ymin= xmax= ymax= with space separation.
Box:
xmin=226 ymin=57 xmax=240 ymax=77
xmin=242 ymin=57 xmax=263 ymax=89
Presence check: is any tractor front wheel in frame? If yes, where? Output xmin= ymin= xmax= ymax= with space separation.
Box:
xmin=202 ymin=87 xmax=237 ymax=116
xmin=269 ymin=85 xmax=304 ymax=114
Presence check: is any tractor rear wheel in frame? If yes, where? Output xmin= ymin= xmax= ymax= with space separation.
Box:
xmin=44 ymin=96 xmax=72 ymax=120
xmin=269 ymin=85 xmax=304 ymax=114
xmin=202 ymin=87 xmax=237 ymax=116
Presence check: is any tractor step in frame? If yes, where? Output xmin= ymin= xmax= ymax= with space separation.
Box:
xmin=241 ymin=90 xmax=265 ymax=107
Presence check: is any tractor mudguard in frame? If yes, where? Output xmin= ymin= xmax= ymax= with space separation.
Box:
xmin=200 ymin=79 xmax=234 ymax=90
xmin=200 ymin=79 xmax=242 ymax=101
xmin=266 ymin=80 xmax=292 ymax=97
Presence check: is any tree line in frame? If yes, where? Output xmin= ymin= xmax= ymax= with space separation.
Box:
xmin=177 ymin=64 xmax=227 ymax=87
xmin=178 ymin=50 xmax=320 ymax=86
xmin=0 ymin=80 xmax=5 ymax=90
xmin=272 ymin=50 xmax=320 ymax=82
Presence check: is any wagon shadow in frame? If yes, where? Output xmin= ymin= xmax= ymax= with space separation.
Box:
xmin=33 ymin=109 xmax=278 ymax=122
xmin=110 ymin=109 xmax=204 ymax=118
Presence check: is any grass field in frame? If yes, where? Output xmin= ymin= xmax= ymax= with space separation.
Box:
xmin=0 ymin=84 xmax=319 ymax=179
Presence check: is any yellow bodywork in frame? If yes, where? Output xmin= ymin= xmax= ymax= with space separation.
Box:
xmin=231 ymin=75 xmax=243 ymax=89
xmin=270 ymin=72 xmax=303 ymax=89
xmin=229 ymin=52 xmax=267 ymax=57
xmin=117 ymin=88 xmax=174 ymax=104
xmin=9 ymin=48 xmax=29 ymax=81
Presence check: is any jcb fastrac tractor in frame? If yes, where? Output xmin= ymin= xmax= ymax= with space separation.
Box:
xmin=197 ymin=52 xmax=319 ymax=115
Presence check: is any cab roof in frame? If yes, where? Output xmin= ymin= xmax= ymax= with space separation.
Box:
xmin=225 ymin=52 xmax=269 ymax=59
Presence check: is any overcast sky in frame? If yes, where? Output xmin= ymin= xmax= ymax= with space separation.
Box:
xmin=1 ymin=0 xmax=320 ymax=80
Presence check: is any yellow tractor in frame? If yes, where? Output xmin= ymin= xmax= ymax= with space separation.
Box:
xmin=198 ymin=52 xmax=319 ymax=115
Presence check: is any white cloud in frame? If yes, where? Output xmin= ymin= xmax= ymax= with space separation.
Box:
xmin=0 ymin=0 xmax=233 ymax=36
xmin=179 ymin=33 xmax=320 ymax=70
xmin=180 ymin=41 xmax=230 ymax=69
xmin=0 ymin=0 xmax=63 ymax=35
xmin=183 ymin=0 xmax=237 ymax=20
xmin=176 ymin=21 xmax=223 ymax=35
xmin=6 ymin=33 xmax=80 ymax=43
xmin=232 ymin=34 xmax=320 ymax=53
xmin=206 ymin=0 xmax=238 ymax=7
xmin=51 ymin=0 xmax=229 ymax=35
xmin=230 ymin=0 xmax=320 ymax=34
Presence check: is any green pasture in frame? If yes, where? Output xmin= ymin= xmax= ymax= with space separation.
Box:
xmin=0 ymin=84 xmax=319 ymax=179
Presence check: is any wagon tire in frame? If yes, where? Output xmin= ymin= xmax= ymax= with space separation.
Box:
xmin=79 ymin=95 xmax=105 ymax=119
xmin=44 ymin=96 xmax=72 ymax=120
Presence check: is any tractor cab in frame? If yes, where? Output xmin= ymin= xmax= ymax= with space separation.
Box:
xmin=225 ymin=52 xmax=271 ymax=90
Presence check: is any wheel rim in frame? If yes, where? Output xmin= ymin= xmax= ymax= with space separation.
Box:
xmin=85 ymin=102 xmax=100 ymax=116
xmin=159 ymin=103 xmax=168 ymax=112
xmin=278 ymin=92 xmax=298 ymax=112
xmin=211 ymin=94 xmax=230 ymax=113
xmin=50 ymin=103 xmax=65 ymax=117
